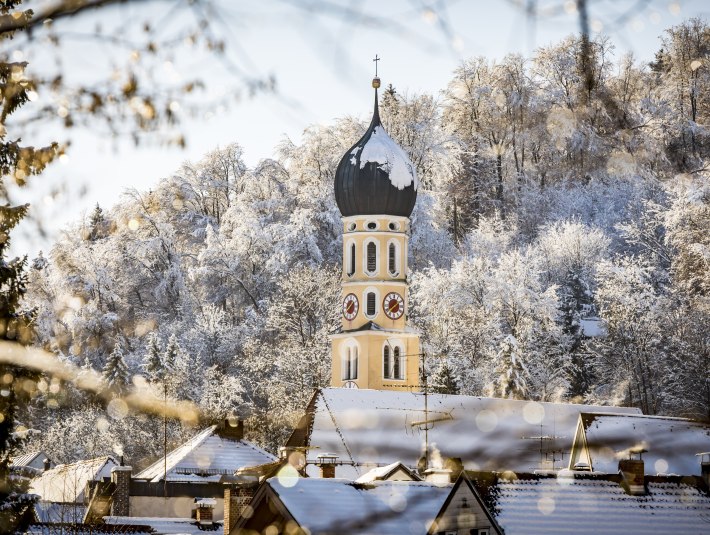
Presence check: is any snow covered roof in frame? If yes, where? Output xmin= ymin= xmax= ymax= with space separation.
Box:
xmin=479 ymin=472 xmax=710 ymax=535
xmin=105 ymin=516 xmax=222 ymax=535
xmin=355 ymin=461 xmax=421 ymax=483
xmin=29 ymin=456 xmax=117 ymax=503
xmin=11 ymin=450 xmax=52 ymax=470
xmin=33 ymin=502 xmax=86 ymax=523
xmin=571 ymin=412 xmax=710 ymax=475
xmin=267 ymin=477 xmax=450 ymax=534
xmin=359 ymin=126 xmax=418 ymax=190
xmin=289 ymin=388 xmax=641 ymax=479
xmin=28 ymin=524 xmax=152 ymax=535
xmin=135 ymin=425 xmax=276 ymax=483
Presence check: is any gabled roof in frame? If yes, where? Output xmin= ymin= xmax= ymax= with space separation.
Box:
xmin=355 ymin=461 xmax=421 ymax=483
xmin=573 ymin=412 xmax=710 ymax=475
xmin=288 ymin=388 xmax=641 ymax=478
xmin=135 ymin=425 xmax=276 ymax=483
xmin=105 ymin=516 xmax=221 ymax=535
xmin=11 ymin=450 xmax=52 ymax=469
xmin=29 ymin=456 xmax=117 ymax=503
xmin=471 ymin=472 xmax=710 ymax=535
xmin=259 ymin=477 xmax=451 ymax=534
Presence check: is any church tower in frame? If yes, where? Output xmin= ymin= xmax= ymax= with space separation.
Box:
xmin=330 ymin=72 xmax=421 ymax=391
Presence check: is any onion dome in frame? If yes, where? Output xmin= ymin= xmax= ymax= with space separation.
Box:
xmin=334 ymin=80 xmax=418 ymax=218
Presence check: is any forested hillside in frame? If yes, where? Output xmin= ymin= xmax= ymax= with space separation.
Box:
xmin=23 ymin=19 xmax=710 ymax=467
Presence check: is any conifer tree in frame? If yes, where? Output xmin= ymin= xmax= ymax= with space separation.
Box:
xmin=431 ymin=360 xmax=460 ymax=395
xmin=88 ymin=203 xmax=106 ymax=241
xmin=102 ymin=344 xmax=130 ymax=393
xmin=492 ymin=335 xmax=529 ymax=399
xmin=163 ymin=334 xmax=179 ymax=372
xmin=0 ymin=2 xmax=59 ymax=530
xmin=142 ymin=333 xmax=163 ymax=382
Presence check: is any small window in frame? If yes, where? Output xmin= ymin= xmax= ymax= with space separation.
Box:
xmin=348 ymin=243 xmax=356 ymax=276
xmin=366 ymin=221 xmax=377 ymax=230
xmin=388 ymin=221 xmax=400 ymax=231
xmin=383 ymin=346 xmax=391 ymax=379
xmin=366 ymin=242 xmax=377 ymax=273
xmin=347 ymin=222 xmax=356 ymax=232
xmin=388 ymin=243 xmax=397 ymax=275
xmin=393 ymin=346 xmax=402 ymax=379
xmin=366 ymin=292 xmax=376 ymax=316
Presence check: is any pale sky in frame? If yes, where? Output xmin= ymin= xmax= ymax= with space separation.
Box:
xmin=10 ymin=0 xmax=710 ymax=256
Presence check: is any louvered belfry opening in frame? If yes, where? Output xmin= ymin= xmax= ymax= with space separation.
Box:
xmin=367 ymin=241 xmax=377 ymax=273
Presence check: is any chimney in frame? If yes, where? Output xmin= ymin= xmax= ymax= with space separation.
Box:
xmin=224 ymin=483 xmax=257 ymax=535
xmin=618 ymin=448 xmax=646 ymax=496
xmin=110 ymin=465 xmax=132 ymax=516
xmin=43 ymin=458 xmax=51 ymax=471
xmin=217 ymin=416 xmax=244 ymax=441
xmin=195 ymin=498 xmax=216 ymax=526
xmin=424 ymin=467 xmax=452 ymax=487
xmin=279 ymin=447 xmax=307 ymax=476
xmin=316 ymin=453 xmax=338 ymax=479
xmin=697 ymin=452 xmax=710 ymax=488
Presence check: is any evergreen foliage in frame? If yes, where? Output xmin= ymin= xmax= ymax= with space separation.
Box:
xmin=430 ymin=361 xmax=460 ymax=395
xmin=102 ymin=344 xmax=130 ymax=393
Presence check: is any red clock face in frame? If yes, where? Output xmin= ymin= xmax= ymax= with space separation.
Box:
xmin=383 ymin=292 xmax=404 ymax=320
xmin=342 ymin=293 xmax=359 ymax=321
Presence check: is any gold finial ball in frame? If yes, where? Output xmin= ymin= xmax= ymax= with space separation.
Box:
xmin=372 ymin=76 xmax=381 ymax=89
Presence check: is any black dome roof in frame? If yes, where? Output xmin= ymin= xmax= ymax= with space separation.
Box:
xmin=334 ymin=91 xmax=418 ymax=218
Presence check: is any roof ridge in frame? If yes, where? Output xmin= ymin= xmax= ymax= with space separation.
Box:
xmin=135 ymin=425 xmax=216 ymax=480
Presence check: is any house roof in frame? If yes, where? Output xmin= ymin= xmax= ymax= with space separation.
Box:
xmin=105 ymin=516 xmax=221 ymax=535
xmin=473 ymin=472 xmax=710 ymax=535
xmin=11 ymin=450 xmax=51 ymax=469
xmin=135 ymin=425 xmax=276 ymax=483
xmin=576 ymin=413 xmax=710 ymax=475
xmin=28 ymin=456 xmax=117 ymax=503
xmin=267 ymin=477 xmax=451 ymax=534
xmin=289 ymin=388 xmax=641 ymax=478
xmin=33 ymin=502 xmax=86 ymax=523
xmin=28 ymin=524 xmax=153 ymax=535
xmin=355 ymin=461 xmax=421 ymax=483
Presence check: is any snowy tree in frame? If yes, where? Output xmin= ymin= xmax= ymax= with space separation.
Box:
xmin=142 ymin=333 xmax=163 ymax=382
xmin=492 ymin=335 xmax=529 ymax=399
xmin=430 ymin=360 xmax=460 ymax=395
xmin=102 ymin=344 xmax=130 ymax=394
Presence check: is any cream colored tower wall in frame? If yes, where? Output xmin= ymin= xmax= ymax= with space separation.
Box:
xmin=331 ymin=214 xmax=420 ymax=391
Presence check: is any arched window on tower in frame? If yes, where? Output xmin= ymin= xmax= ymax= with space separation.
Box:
xmin=347 ymin=242 xmax=356 ymax=276
xmin=388 ymin=242 xmax=397 ymax=275
xmin=342 ymin=345 xmax=358 ymax=381
xmin=366 ymin=292 xmax=376 ymax=317
xmin=366 ymin=241 xmax=377 ymax=274
xmin=383 ymin=346 xmax=391 ymax=379
xmin=393 ymin=346 xmax=402 ymax=379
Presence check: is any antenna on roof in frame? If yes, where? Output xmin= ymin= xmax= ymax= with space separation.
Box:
xmin=522 ymin=422 xmax=567 ymax=470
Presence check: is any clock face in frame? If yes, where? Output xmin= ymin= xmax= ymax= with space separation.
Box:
xmin=342 ymin=293 xmax=359 ymax=321
xmin=383 ymin=292 xmax=405 ymax=320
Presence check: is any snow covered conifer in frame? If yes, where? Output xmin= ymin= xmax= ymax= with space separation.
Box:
xmin=142 ymin=333 xmax=164 ymax=382
xmin=492 ymin=335 xmax=529 ymax=400
xmin=103 ymin=344 xmax=130 ymax=393
xmin=431 ymin=360 xmax=460 ymax=395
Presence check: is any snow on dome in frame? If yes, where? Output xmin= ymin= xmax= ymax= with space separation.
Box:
xmin=359 ymin=126 xmax=418 ymax=191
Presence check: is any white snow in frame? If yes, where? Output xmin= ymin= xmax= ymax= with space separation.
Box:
xmin=492 ymin=475 xmax=710 ymax=534
xmin=302 ymin=389 xmax=641 ymax=479
xmin=105 ymin=516 xmax=222 ymax=535
xmin=359 ymin=126 xmax=419 ymax=190
xmin=268 ymin=477 xmax=449 ymax=534
xmin=135 ymin=425 xmax=275 ymax=483
xmin=570 ymin=413 xmax=710 ymax=475
xmin=29 ymin=456 xmax=117 ymax=503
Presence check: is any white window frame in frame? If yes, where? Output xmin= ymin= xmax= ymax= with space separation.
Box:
xmin=363 ymin=238 xmax=379 ymax=277
xmin=364 ymin=287 xmax=379 ymax=319
xmin=387 ymin=238 xmax=400 ymax=277
xmin=382 ymin=340 xmax=406 ymax=380
xmin=346 ymin=238 xmax=356 ymax=277
xmin=341 ymin=339 xmax=360 ymax=381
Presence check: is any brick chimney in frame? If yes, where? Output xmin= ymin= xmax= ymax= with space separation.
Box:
xmin=316 ymin=453 xmax=338 ymax=479
xmin=224 ymin=484 xmax=257 ymax=535
xmin=43 ymin=458 xmax=51 ymax=471
xmin=619 ymin=448 xmax=646 ymax=496
xmin=195 ymin=498 xmax=216 ymax=525
xmin=110 ymin=465 xmax=132 ymax=516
